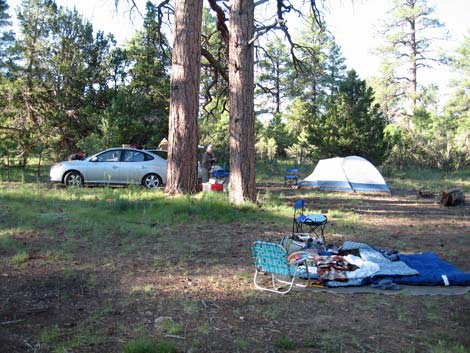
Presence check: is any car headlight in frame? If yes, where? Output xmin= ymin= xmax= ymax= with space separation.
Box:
xmin=50 ymin=163 xmax=64 ymax=180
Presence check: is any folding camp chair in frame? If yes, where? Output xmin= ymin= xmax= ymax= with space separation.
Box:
xmin=293 ymin=199 xmax=327 ymax=243
xmin=284 ymin=168 xmax=298 ymax=186
xmin=252 ymin=241 xmax=309 ymax=294
xmin=211 ymin=169 xmax=230 ymax=180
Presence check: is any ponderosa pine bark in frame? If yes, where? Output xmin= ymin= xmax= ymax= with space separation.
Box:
xmin=165 ymin=0 xmax=203 ymax=195
xmin=228 ymin=0 xmax=256 ymax=204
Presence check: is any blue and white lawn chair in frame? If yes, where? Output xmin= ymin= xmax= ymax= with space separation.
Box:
xmin=252 ymin=241 xmax=309 ymax=294
xmin=293 ymin=199 xmax=327 ymax=243
xmin=284 ymin=168 xmax=298 ymax=186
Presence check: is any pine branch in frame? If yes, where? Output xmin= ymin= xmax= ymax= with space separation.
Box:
xmin=201 ymin=47 xmax=229 ymax=83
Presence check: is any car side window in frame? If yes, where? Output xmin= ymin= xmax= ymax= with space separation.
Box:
xmin=143 ymin=153 xmax=154 ymax=161
xmin=154 ymin=151 xmax=167 ymax=160
xmin=124 ymin=151 xmax=150 ymax=162
xmin=97 ymin=150 xmax=121 ymax=162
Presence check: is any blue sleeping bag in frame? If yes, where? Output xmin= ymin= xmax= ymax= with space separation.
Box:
xmin=389 ymin=253 xmax=470 ymax=286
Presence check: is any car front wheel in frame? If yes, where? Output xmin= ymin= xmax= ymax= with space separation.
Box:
xmin=64 ymin=171 xmax=83 ymax=188
xmin=142 ymin=173 xmax=162 ymax=189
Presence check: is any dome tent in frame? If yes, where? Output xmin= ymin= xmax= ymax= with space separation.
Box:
xmin=299 ymin=156 xmax=391 ymax=194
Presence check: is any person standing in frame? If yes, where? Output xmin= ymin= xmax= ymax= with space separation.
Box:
xmin=201 ymin=145 xmax=216 ymax=182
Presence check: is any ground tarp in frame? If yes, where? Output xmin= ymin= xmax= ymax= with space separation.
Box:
xmin=307 ymin=284 xmax=470 ymax=296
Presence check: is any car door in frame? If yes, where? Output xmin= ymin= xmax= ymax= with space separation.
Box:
xmin=85 ymin=149 xmax=123 ymax=184
xmin=121 ymin=150 xmax=154 ymax=184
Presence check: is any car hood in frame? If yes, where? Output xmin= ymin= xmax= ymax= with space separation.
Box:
xmin=53 ymin=159 xmax=88 ymax=167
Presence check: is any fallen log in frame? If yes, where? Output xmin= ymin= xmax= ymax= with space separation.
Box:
xmin=439 ymin=188 xmax=465 ymax=207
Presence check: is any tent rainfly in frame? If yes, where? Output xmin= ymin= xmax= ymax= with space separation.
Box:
xmin=299 ymin=156 xmax=391 ymax=194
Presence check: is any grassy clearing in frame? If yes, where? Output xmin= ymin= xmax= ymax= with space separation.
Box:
xmin=0 ymin=170 xmax=463 ymax=262
xmin=385 ymin=168 xmax=470 ymax=192
xmin=1 ymin=173 xmax=469 ymax=352
xmin=0 ymin=184 xmax=285 ymax=225
xmin=0 ymin=185 xmax=288 ymax=232
xmin=0 ymin=185 xmax=298 ymax=274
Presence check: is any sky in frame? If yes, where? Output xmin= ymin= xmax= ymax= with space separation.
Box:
xmin=324 ymin=0 xmax=470 ymax=85
xmin=7 ymin=0 xmax=470 ymax=103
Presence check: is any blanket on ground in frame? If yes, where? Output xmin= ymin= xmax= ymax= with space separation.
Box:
xmin=284 ymin=240 xmax=470 ymax=287
xmin=295 ymin=241 xmax=418 ymax=285
xmin=326 ymin=241 xmax=419 ymax=287
xmin=379 ymin=252 xmax=470 ymax=286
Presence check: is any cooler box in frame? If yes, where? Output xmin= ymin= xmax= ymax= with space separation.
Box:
xmin=202 ymin=182 xmax=224 ymax=192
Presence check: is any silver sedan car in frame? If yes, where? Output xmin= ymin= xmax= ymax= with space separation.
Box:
xmin=50 ymin=148 xmax=167 ymax=188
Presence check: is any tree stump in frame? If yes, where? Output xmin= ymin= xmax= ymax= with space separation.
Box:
xmin=439 ymin=188 xmax=465 ymax=207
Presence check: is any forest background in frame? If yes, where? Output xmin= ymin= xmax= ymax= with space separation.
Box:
xmin=1 ymin=0 xmax=469 ymax=174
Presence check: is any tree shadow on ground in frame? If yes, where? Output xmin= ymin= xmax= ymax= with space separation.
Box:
xmin=1 ymin=185 xmax=470 ymax=352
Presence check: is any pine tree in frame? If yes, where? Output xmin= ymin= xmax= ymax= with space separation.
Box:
xmin=323 ymin=70 xmax=387 ymax=164
xmin=0 ymin=0 xmax=15 ymax=73
xmin=255 ymin=35 xmax=293 ymax=115
xmin=165 ymin=0 xmax=203 ymax=195
xmin=111 ymin=1 xmax=171 ymax=146
xmin=294 ymin=14 xmax=329 ymax=117
xmin=373 ymin=0 xmax=448 ymax=123
xmin=0 ymin=0 xmax=17 ymax=154
xmin=228 ymin=0 xmax=256 ymax=204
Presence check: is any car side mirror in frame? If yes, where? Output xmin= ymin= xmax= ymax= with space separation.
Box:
xmin=90 ymin=156 xmax=98 ymax=162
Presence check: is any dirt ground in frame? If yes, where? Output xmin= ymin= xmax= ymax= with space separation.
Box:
xmin=0 ymin=185 xmax=469 ymax=353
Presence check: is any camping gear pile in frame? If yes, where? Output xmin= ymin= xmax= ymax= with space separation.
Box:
xmin=252 ymin=198 xmax=470 ymax=294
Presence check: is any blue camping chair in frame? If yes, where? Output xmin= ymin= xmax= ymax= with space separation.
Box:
xmin=211 ymin=169 xmax=230 ymax=180
xmin=252 ymin=241 xmax=309 ymax=294
xmin=293 ymin=199 xmax=327 ymax=243
xmin=284 ymin=168 xmax=298 ymax=186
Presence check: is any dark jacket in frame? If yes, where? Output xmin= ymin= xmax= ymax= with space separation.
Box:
xmin=202 ymin=151 xmax=215 ymax=169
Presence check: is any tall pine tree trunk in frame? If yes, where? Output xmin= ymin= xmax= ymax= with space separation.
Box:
xmin=228 ymin=0 xmax=256 ymax=204
xmin=165 ymin=0 xmax=203 ymax=195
